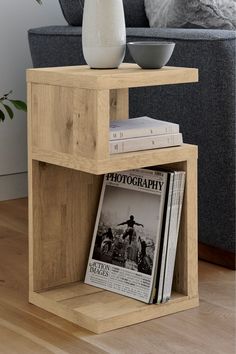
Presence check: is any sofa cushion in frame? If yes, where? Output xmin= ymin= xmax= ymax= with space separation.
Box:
xmin=145 ymin=0 xmax=236 ymax=30
xmin=59 ymin=0 xmax=149 ymax=27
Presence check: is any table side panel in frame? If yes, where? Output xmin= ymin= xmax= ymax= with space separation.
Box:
xmin=31 ymin=84 xmax=75 ymax=154
xmin=110 ymin=89 xmax=129 ymax=120
xmin=28 ymin=82 xmax=34 ymax=293
xmin=30 ymin=162 xmax=103 ymax=291
xmin=185 ymin=157 xmax=198 ymax=298
xmin=73 ymin=88 xmax=110 ymax=160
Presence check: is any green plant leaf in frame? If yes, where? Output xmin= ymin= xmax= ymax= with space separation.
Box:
xmin=36 ymin=0 xmax=42 ymax=4
xmin=3 ymin=103 xmax=14 ymax=119
xmin=0 ymin=91 xmax=27 ymax=122
xmin=9 ymin=100 xmax=27 ymax=112
xmin=0 ymin=109 xmax=5 ymax=122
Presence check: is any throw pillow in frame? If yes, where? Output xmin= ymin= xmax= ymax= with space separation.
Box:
xmin=145 ymin=0 xmax=236 ymax=30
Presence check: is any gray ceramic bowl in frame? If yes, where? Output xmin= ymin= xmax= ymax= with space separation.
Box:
xmin=127 ymin=41 xmax=176 ymax=69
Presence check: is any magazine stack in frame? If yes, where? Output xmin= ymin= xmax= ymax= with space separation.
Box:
xmin=109 ymin=117 xmax=183 ymax=154
xmin=85 ymin=168 xmax=185 ymax=304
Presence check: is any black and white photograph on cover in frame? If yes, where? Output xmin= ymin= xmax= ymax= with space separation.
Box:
xmin=92 ymin=184 xmax=161 ymax=275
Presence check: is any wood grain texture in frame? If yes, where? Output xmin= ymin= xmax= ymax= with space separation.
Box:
xmin=27 ymin=63 xmax=199 ymax=332
xmin=30 ymin=86 xmax=129 ymax=162
xmin=30 ymin=162 xmax=103 ymax=292
xmin=31 ymin=84 xmax=74 ymax=154
xmin=31 ymin=285 xmax=198 ymax=334
xmin=110 ymin=89 xmax=129 ymax=120
xmin=27 ymin=64 xmax=198 ymax=90
xmin=31 ymin=144 xmax=198 ymax=175
xmin=0 ymin=199 xmax=235 ymax=353
xmin=73 ymin=89 xmax=110 ymax=160
xmin=28 ymin=147 xmax=199 ymax=333
xmin=172 ymin=158 xmax=198 ymax=298
xmin=28 ymin=64 xmax=198 ymax=166
xmin=27 ymin=82 xmax=34 ymax=293
xmin=31 ymin=84 xmax=110 ymax=161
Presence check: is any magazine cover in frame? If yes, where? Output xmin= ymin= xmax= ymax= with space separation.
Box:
xmin=84 ymin=169 xmax=168 ymax=303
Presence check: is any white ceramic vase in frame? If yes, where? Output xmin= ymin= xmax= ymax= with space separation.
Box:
xmin=82 ymin=0 xmax=126 ymax=69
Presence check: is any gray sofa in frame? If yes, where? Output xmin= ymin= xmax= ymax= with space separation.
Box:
xmin=28 ymin=0 xmax=236 ymax=268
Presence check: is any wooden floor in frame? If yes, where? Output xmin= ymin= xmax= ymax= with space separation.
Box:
xmin=0 ymin=198 xmax=235 ymax=354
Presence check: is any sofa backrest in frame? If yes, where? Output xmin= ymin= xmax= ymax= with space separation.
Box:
xmin=59 ymin=0 xmax=149 ymax=27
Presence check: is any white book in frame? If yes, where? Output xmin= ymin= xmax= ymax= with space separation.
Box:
xmin=162 ymin=172 xmax=186 ymax=303
xmin=110 ymin=117 xmax=179 ymax=141
xmin=84 ymin=169 xmax=168 ymax=303
xmin=110 ymin=133 xmax=183 ymax=154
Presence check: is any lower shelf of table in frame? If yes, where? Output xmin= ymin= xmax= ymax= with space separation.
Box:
xmin=29 ymin=282 xmax=199 ymax=334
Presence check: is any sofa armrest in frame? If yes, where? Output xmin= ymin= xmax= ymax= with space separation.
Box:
xmin=126 ymin=27 xmax=236 ymax=41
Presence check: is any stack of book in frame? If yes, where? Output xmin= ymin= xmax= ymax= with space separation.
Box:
xmin=85 ymin=167 xmax=185 ymax=304
xmin=109 ymin=116 xmax=183 ymax=154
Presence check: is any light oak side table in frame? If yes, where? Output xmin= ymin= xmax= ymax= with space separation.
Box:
xmin=27 ymin=63 xmax=199 ymax=334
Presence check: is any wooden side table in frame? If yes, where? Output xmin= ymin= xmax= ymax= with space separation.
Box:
xmin=27 ymin=63 xmax=199 ymax=334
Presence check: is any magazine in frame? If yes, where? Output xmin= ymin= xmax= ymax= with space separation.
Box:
xmin=84 ymin=169 xmax=168 ymax=303
xmin=161 ymin=171 xmax=186 ymax=302
xmin=154 ymin=171 xmax=174 ymax=304
xmin=156 ymin=171 xmax=185 ymax=303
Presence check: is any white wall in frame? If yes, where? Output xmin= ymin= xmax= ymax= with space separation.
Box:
xmin=0 ymin=0 xmax=66 ymax=200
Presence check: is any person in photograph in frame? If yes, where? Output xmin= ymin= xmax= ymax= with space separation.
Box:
xmin=117 ymin=215 xmax=144 ymax=244
xmin=126 ymin=228 xmax=139 ymax=264
xmin=101 ymin=227 xmax=113 ymax=253
xmin=138 ymin=236 xmax=153 ymax=274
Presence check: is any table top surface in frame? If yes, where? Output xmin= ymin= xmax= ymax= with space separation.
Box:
xmin=27 ymin=63 xmax=198 ymax=90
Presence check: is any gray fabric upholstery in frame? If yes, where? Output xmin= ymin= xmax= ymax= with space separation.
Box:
xmin=29 ymin=25 xmax=236 ymax=40
xmin=59 ymin=0 xmax=149 ymax=27
xmin=28 ymin=26 xmax=236 ymax=254
xmin=59 ymin=0 xmax=84 ymax=26
xmin=145 ymin=0 xmax=236 ymax=30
